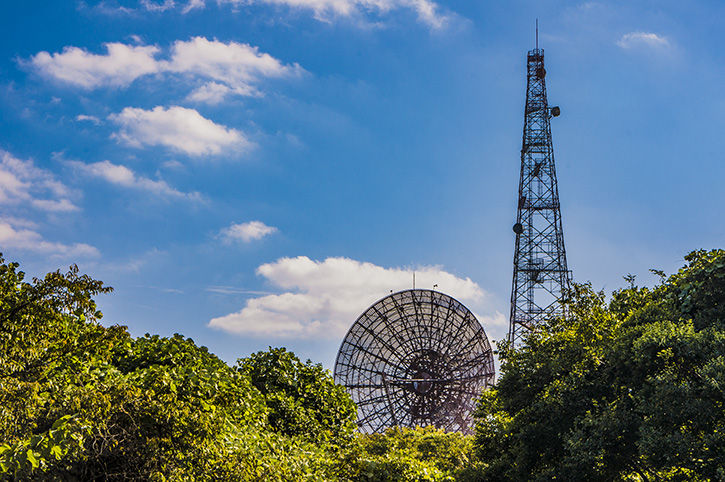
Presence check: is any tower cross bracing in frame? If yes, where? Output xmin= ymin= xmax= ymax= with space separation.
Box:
xmin=509 ymin=47 xmax=571 ymax=347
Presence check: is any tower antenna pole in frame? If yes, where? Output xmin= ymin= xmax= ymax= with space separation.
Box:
xmin=508 ymin=40 xmax=571 ymax=347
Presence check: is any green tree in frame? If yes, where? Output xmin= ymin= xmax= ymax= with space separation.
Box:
xmin=0 ymin=256 xmax=345 ymax=480
xmin=238 ymin=347 xmax=357 ymax=444
xmin=0 ymin=258 xmax=119 ymax=386
xmin=473 ymin=249 xmax=725 ymax=481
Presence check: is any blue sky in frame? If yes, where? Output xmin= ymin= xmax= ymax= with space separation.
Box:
xmin=2 ymin=0 xmax=723 ymax=369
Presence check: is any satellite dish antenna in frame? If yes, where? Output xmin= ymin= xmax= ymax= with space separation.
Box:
xmin=334 ymin=289 xmax=495 ymax=434
xmin=513 ymin=222 xmax=524 ymax=235
xmin=551 ymin=106 xmax=561 ymax=117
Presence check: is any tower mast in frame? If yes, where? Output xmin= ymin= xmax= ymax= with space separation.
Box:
xmin=508 ymin=36 xmax=571 ymax=347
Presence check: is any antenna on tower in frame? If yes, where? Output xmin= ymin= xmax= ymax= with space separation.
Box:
xmin=509 ymin=42 xmax=572 ymax=348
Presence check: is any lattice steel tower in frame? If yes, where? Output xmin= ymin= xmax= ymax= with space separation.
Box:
xmin=509 ymin=38 xmax=571 ymax=347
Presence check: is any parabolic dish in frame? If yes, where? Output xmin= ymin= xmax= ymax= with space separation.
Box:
xmin=334 ymin=289 xmax=495 ymax=434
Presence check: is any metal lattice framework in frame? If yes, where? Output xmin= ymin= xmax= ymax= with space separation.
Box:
xmin=509 ymin=46 xmax=571 ymax=347
xmin=334 ymin=289 xmax=495 ymax=434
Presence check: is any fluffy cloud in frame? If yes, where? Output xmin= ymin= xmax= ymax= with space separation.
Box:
xmin=30 ymin=37 xmax=300 ymax=103
xmin=220 ymin=220 xmax=278 ymax=243
xmin=186 ymin=82 xmax=233 ymax=104
xmin=109 ymin=105 xmax=250 ymax=156
xmin=617 ymin=32 xmax=669 ymax=49
xmin=70 ymin=160 xmax=203 ymax=201
xmin=208 ymin=256 xmax=501 ymax=339
xmin=30 ymin=43 xmax=160 ymax=88
xmin=0 ymin=220 xmax=99 ymax=258
xmin=0 ymin=150 xmax=78 ymax=212
xmin=168 ymin=37 xmax=301 ymax=99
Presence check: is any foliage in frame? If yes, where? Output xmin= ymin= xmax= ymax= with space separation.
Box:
xmin=335 ymin=426 xmax=475 ymax=482
xmin=0 ymin=260 xmax=115 ymax=381
xmin=0 ymin=254 xmax=348 ymax=480
xmin=6 ymin=249 xmax=724 ymax=481
xmin=473 ymin=249 xmax=725 ymax=481
xmin=238 ymin=347 xmax=357 ymax=444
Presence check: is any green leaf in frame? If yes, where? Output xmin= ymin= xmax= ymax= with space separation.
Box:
xmin=26 ymin=450 xmax=38 ymax=469
xmin=49 ymin=445 xmax=62 ymax=460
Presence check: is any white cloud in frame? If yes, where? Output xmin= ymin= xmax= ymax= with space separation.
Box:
xmin=109 ymin=105 xmax=250 ymax=156
xmin=166 ymin=37 xmax=302 ymax=98
xmin=208 ymin=256 xmax=497 ymax=339
xmin=0 ymin=150 xmax=78 ymax=212
xmin=76 ymin=114 xmax=102 ymax=124
xmin=86 ymin=1 xmax=135 ymax=15
xmin=402 ymin=0 xmax=446 ymax=29
xmin=141 ymin=0 xmax=176 ymax=11
xmin=31 ymin=43 xmax=160 ymax=88
xmin=220 ymin=220 xmax=278 ymax=243
xmin=31 ymin=199 xmax=79 ymax=212
xmin=0 ymin=167 xmax=28 ymax=203
xmin=0 ymin=216 xmax=37 ymax=229
xmin=30 ymin=37 xmax=301 ymax=103
xmin=617 ymin=32 xmax=669 ymax=49
xmin=92 ymin=0 xmax=446 ymax=26
xmin=0 ymin=220 xmax=99 ymax=258
xmin=70 ymin=160 xmax=203 ymax=201
xmin=182 ymin=0 xmax=205 ymax=12
xmin=162 ymin=159 xmax=184 ymax=169
xmin=216 ymin=0 xmax=447 ymax=28
xmin=186 ymin=82 xmax=234 ymax=104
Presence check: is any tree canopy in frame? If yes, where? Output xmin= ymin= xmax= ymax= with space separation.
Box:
xmin=0 ymin=255 xmax=353 ymax=480
xmin=2 ymin=249 xmax=724 ymax=480
xmin=473 ymin=249 xmax=725 ymax=481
